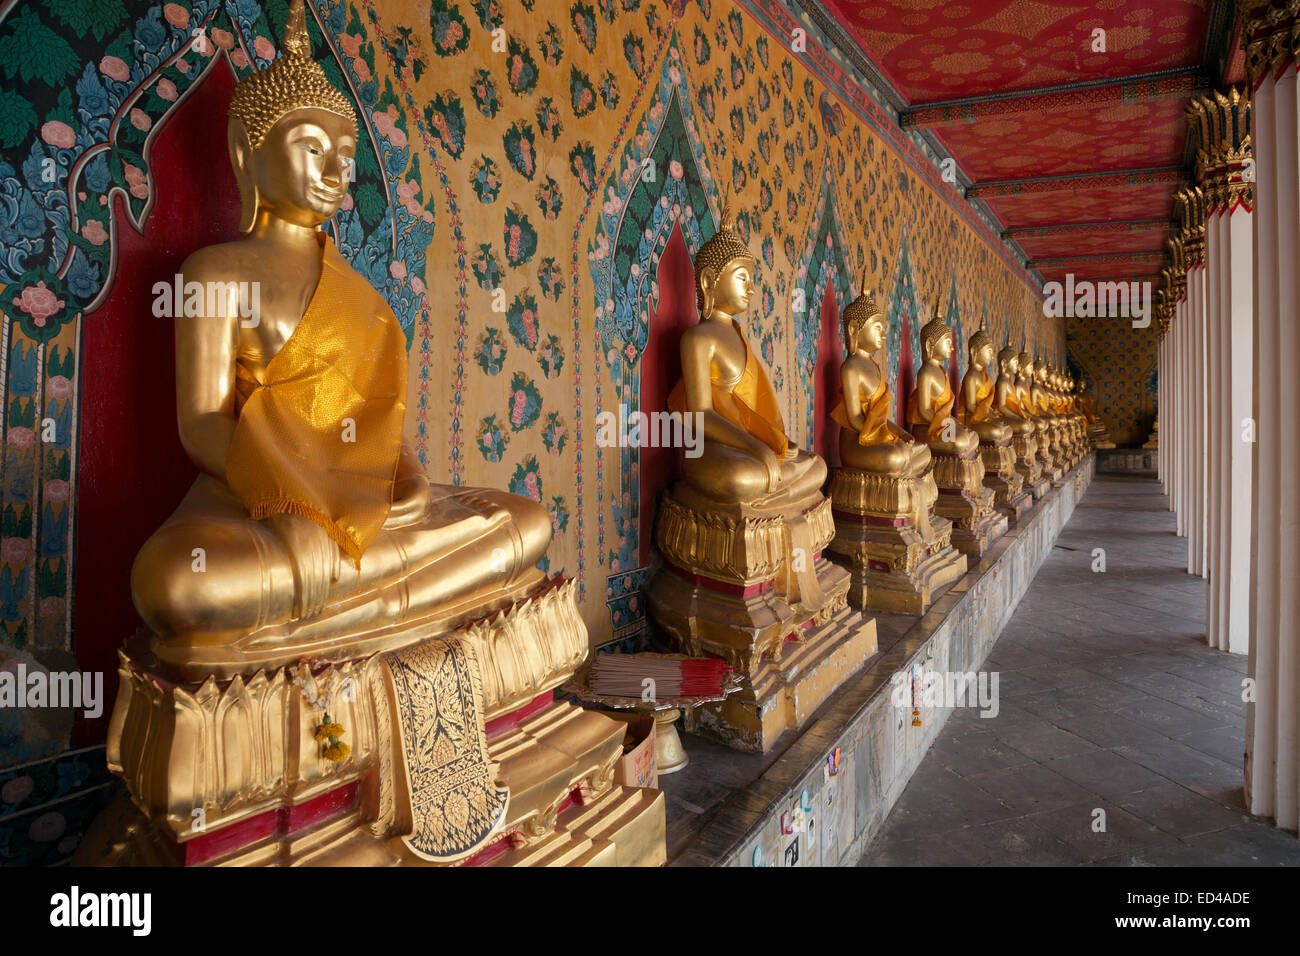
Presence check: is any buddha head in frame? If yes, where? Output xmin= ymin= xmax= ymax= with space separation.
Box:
xmin=842 ymin=268 xmax=885 ymax=355
xmin=228 ymin=0 xmax=359 ymax=233
xmin=968 ymin=327 xmax=993 ymax=371
xmin=695 ymin=201 xmax=756 ymax=319
xmin=997 ymin=346 xmax=1019 ymax=378
xmin=1018 ymin=351 xmax=1034 ymax=379
xmin=919 ymin=300 xmax=953 ymax=364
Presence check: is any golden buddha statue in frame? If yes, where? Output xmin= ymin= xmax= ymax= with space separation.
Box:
xmin=830 ymin=281 xmax=930 ymax=478
xmin=1017 ymin=351 xmax=1062 ymax=483
xmin=651 ymin=206 xmax=866 ymax=754
xmin=83 ymin=0 xmax=664 ymax=867
xmin=994 ymin=347 xmax=1048 ymax=500
xmin=826 ymin=282 xmax=964 ymax=613
xmin=959 ymin=329 xmax=1029 ymax=524
xmin=904 ymin=306 xmax=1004 ymax=557
xmin=1032 ymin=360 xmax=1067 ymax=478
xmin=906 ymin=307 xmax=980 ymax=457
xmin=1077 ymin=375 xmax=1115 ymax=449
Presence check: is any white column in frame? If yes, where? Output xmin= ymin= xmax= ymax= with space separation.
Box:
xmin=1175 ymin=297 xmax=1187 ymax=535
xmin=1207 ymin=212 xmax=1224 ymax=644
xmin=1224 ymin=203 xmax=1253 ymax=654
xmin=1190 ymin=262 xmax=1208 ymax=578
xmin=1246 ymin=48 xmax=1300 ymax=832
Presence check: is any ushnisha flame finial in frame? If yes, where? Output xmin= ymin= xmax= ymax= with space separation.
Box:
xmin=695 ymin=188 xmax=756 ymax=314
xmin=228 ymin=0 xmax=358 ymax=149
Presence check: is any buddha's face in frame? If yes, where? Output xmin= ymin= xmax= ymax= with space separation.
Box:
xmin=1002 ymin=355 xmax=1019 ymax=377
xmin=703 ymin=258 xmax=755 ymax=316
xmin=238 ymin=107 xmax=357 ymax=227
xmin=928 ymin=332 xmax=953 ymax=362
xmin=1021 ymin=360 xmax=1034 ymax=379
xmin=972 ymin=342 xmax=993 ymax=370
xmin=863 ymin=314 xmax=886 ymax=352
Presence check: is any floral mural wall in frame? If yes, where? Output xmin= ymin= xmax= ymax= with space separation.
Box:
xmin=0 ymin=0 xmax=1064 ymax=861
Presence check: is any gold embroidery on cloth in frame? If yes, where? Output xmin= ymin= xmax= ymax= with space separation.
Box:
xmin=382 ymin=636 xmax=509 ymax=862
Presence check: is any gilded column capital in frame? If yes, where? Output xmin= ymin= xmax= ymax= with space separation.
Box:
xmin=1173 ymin=186 xmax=1206 ymax=269
xmin=1186 ymin=87 xmax=1254 ymax=213
xmin=1237 ymin=0 xmax=1300 ymax=81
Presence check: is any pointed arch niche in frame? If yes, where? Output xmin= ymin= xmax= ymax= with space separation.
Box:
xmin=587 ymin=51 xmax=715 ymax=644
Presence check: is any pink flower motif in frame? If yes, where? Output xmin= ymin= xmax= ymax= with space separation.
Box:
xmin=405 ymin=198 xmax=421 ymax=218
xmin=43 ymin=480 xmax=70 ymax=502
xmin=339 ymin=34 xmax=362 ymax=58
xmin=373 ymin=110 xmax=393 ymax=135
xmin=12 ymin=281 xmax=65 ymax=326
xmin=122 ymin=162 xmax=149 ymax=199
xmin=175 ymin=57 xmax=191 ymax=74
xmin=40 ymin=121 xmax=75 ymax=149
xmin=396 ymin=180 xmax=418 ymax=203
xmin=2 ymin=537 xmax=29 ymax=562
xmin=422 ymin=210 xmax=433 ymax=223
xmin=339 ymin=193 xmax=354 ymax=211
xmin=211 ymin=28 xmax=234 ymax=51
xmin=254 ymin=35 xmax=276 ymax=60
xmin=522 ymin=310 xmax=536 ymax=342
xmin=353 ymin=59 xmax=371 ymax=83
xmin=411 ymin=276 xmax=426 ymax=295
xmin=163 ymin=3 xmax=189 ymax=28
xmin=524 ymin=472 xmax=540 ymax=501
xmin=156 ymin=77 xmax=178 ymax=101
xmin=1 ymin=775 xmax=34 ymax=805
xmin=46 ymin=375 xmax=73 ymax=401
xmin=388 ymin=127 xmax=407 ymax=149
xmin=28 ymin=811 xmax=66 ymax=843
xmin=670 ymin=160 xmax=685 ymax=179
xmin=508 ymin=224 xmax=521 ymax=260
xmin=130 ymin=108 xmax=152 ymax=132
xmin=100 ymin=56 xmax=130 ymax=82
xmin=231 ymin=49 xmax=249 ymax=69
xmin=389 ymin=261 xmax=407 ymax=279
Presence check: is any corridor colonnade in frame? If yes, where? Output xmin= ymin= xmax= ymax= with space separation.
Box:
xmin=1159 ymin=0 xmax=1299 ymax=834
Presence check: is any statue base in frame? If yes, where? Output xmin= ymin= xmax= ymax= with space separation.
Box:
xmin=1012 ymin=433 xmax=1049 ymax=501
xmin=979 ymin=441 xmax=1031 ymax=526
xmin=648 ymin=486 xmax=867 ymax=754
xmin=825 ymin=467 xmax=968 ymax=615
xmin=931 ymin=452 xmax=1009 ymax=559
xmin=76 ymin=578 xmax=667 ymax=867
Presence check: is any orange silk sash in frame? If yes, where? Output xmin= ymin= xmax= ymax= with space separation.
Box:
xmin=906 ymin=373 xmax=956 ymax=442
xmin=831 ymin=369 xmax=897 ymax=446
xmin=668 ymin=319 xmax=789 ymax=457
xmin=226 ymin=234 xmax=407 ymax=565
xmin=958 ymin=372 xmax=995 ymax=426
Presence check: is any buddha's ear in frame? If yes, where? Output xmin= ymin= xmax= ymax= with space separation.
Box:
xmin=697 ymin=266 xmax=715 ymax=317
xmin=228 ymin=119 xmax=259 ymax=235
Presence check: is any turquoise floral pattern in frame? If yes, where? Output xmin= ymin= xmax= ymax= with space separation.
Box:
xmin=507 ymin=372 xmax=542 ymax=431
xmin=507 ymin=291 xmax=540 ymax=349
xmin=474 ymin=327 xmax=507 ymax=374
xmin=470 ymin=154 xmax=502 ymax=203
xmin=509 ymin=454 xmax=543 ymax=502
xmin=476 ymin=413 xmax=509 ymax=462
xmin=542 ymin=411 xmax=568 ymax=453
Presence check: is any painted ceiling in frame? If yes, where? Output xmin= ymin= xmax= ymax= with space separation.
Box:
xmin=817 ymin=0 xmax=1235 ymax=293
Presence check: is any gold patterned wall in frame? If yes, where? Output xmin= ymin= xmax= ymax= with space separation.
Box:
xmin=329 ymin=0 xmax=1065 ymax=646
xmin=1066 ymin=314 xmax=1158 ymax=446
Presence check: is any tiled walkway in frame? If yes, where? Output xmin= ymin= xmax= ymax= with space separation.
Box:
xmin=858 ymin=474 xmax=1300 ymax=866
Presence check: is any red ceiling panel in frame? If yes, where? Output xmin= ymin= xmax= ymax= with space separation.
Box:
xmin=822 ymin=0 xmax=1210 ymax=101
xmin=1015 ymin=226 xmax=1173 ymax=259
xmin=983 ymin=182 xmax=1176 ymax=228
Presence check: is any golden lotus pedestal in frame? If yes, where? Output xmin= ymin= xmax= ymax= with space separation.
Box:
xmin=825 ymin=467 xmax=967 ymax=615
xmin=1013 ymin=433 xmax=1051 ymax=501
xmin=1038 ymin=428 xmax=1065 ymax=484
xmin=78 ymin=578 xmax=666 ymax=867
xmin=930 ymin=451 xmax=1008 ymax=558
xmin=648 ymin=489 xmax=874 ymax=755
xmin=979 ymin=440 xmax=1031 ymax=526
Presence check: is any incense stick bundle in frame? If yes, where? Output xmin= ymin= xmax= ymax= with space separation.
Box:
xmin=589 ymin=654 xmax=731 ymax=698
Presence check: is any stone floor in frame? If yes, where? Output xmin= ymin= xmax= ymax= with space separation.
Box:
xmin=858 ymin=474 xmax=1300 ymax=866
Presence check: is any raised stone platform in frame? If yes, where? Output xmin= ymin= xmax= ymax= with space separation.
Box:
xmin=662 ymin=453 xmax=1095 ymax=866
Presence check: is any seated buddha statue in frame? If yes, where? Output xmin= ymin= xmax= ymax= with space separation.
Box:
xmin=957 ymin=328 xmax=1012 ymax=445
xmin=906 ymin=308 xmax=979 ymax=458
xmin=666 ymin=207 xmax=825 ymax=508
xmin=131 ymin=2 xmax=550 ymax=679
xmin=994 ymin=347 xmax=1035 ymax=438
xmin=829 ymin=283 xmax=930 ymax=478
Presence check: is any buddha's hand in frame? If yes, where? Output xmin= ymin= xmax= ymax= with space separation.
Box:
xmin=384 ymin=469 xmax=431 ymax=529
xmin=267 ymin=513 xmax=339 ymax=620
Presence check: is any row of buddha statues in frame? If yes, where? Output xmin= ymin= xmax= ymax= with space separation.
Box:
xmin=648 ymin=213 xmax=1095 ymax=753
xmin=78 ymin=0 xmax=1096 ymax=866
